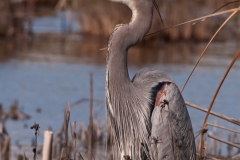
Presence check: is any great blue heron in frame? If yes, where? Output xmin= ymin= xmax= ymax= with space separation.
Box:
xmin=106 ymin=0 xmax=196 ymax=159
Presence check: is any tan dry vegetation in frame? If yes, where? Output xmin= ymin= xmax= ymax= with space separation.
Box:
xmin=79 ymin=0 xmax=240 ymax=41
xmin=79 ymin=0 xmax=131 ymax=37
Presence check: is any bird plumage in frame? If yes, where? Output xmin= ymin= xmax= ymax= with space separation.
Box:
xmin=106 ymin=0 xmax=196 ymax=159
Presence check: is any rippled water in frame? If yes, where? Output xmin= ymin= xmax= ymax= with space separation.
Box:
xmin=0 ymin=11 xmax=240 ymax=157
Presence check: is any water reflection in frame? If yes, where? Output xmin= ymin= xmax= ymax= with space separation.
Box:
xmin=0 ymin=35 xmax=240 ymax=158
xmin=1 ymin=36 xmax=239 ymax=67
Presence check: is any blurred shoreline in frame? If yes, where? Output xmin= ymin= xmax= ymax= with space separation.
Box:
xmin=78 ymin=0 xmax=240 ymax=41
xmin=0 ymin=0 xmax=240 ymax=41
xmin=1 ymin=34 xmax=239 ymax=68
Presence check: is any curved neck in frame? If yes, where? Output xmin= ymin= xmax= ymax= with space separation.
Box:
xmin=107 ymin=3 xmax=153 ymax=85
xmin=106 ymin=3 xmax=154 ymax=158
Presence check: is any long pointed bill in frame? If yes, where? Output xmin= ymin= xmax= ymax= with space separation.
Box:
xmin=152 ymin=0 xmax=165 ymax=28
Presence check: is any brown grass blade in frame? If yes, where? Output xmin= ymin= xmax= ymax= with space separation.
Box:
xmin=153 ymin=0 xmax=165 ymax=28
xmin=24 ymin=152 xmax=28 ymax=160
xmin=206 ymin=153 xmax=233 ymax=160
xmin=99 ymin=47 xmax=108 ymax=51
xmin=212 ymin=1 xmax=240 ymax=14
xmin=181 ymin=8 xmax=239 ymax=93
xmin=232 ymin=152 xmax=240 ymax=159
xmin=186 ymin=101 xmax=240 ymax=126
xmin=64 ymin=101 xmax=71 ymax=159
xmin=207 ymin=123 xmax=240 ymax=135
xmin=88 ymin=73 xmax=94 ymax=160
xmin=197 ymin=50 xmax=240 ymax=158
xmin=70 ymin=121 xmax=77 ymax=160
xmin=193 ymin=1 xmax=240 ymax=25
xmin=208 ymin=134 xmax=240 ymax=149
xmin=146 ymin=6 xmax=240 ymax=37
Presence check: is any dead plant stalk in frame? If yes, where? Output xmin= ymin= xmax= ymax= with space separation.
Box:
xmin=208 ymin=134 xmax=240 ymax=149
xmin=88 ymin=73 xmax=94 ymax=160
xmin=198 ymin=49 xmax=240 ymax=158
xmin=64 ymin=102 xmax=71 ymax=159
xmin=207 ymin=123 xmax=240 ymax=135
xmin=181 ymin=7 xmax=240 ymax=93
xmin=185 ymin=102 xmax=240 ymax=126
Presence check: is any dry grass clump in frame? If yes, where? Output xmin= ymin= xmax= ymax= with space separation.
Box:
xmin=78 ymin=0 xmax=240 ymax=41
xmin=79 ymin=0 xmax=131 ymax=37
xmin=0 ymin=0 xmax=58 ymax=38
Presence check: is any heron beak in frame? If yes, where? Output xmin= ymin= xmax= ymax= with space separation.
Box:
xmin=152 ymin=0 xmax=165 ymax=28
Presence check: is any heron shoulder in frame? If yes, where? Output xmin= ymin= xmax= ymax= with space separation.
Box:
xmin=132 ymin=68 xmax=173 ymax=87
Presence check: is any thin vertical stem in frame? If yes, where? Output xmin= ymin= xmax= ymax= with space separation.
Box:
xmin=88 ymin=73 xmax=93 ymax=160
xmin=64 ymin=102 xmax=70 ymax=159
xmin=72 ymin=121 xmax=76 ymax=160
xmin=198 ymin=50 xmax=240 ymax=158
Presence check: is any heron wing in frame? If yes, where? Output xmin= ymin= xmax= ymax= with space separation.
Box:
xmin=132 ymin=68 xmax=196 ymax=159
xmin=150 ymin=82 xmax=196 ymax=160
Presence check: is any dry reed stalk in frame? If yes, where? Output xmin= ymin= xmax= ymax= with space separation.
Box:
xmin=1 ymin=135 xmax=10 ymax=160
xmin=78 ymin=152 xmax=84 ymax=160
xmin=92 ymin=120 xmax=98 ymax=149
xmin=147 ymin=6 xmax=240 ymax=37
xmin=181 ymin=7 xmax=240 ymax=93
xmin=218 ymin=133 xmax=223 ymax=156
xmin=207 ymin=123 xmax=240 ymax=135
xmin=198 ymin=50 xmax=240 ymax=158
xmin=54 ymin=124 xmax=64 ymax=159
xmin=88 ymin=72 xmax=93 ymax=160
xmin=186 ymin=102 xmax=240 ymax=126
xmin=233 ymin=133 xmax=240 ymax=157
xmin=205 ymin=153 xmax=232 ymax=160
xmin=209 ymin=132 xmax=214 ymax=154
xmin=232 ymin=152 xmax=240 ymax=159
xmin=24 ymin=152 xmax=28 ymax=160
xmin=208 ymin=121 xmax=217 ymax=155
xmin=208 ymin=134 xmax=240 ymax=149
xmin=228 ymin=132 xmax=233 ymax=157
xmin=60 ymin=148 xmax=64 ymax=160
xmin=42 ymin=130 xmax=53 ymax=160
xmin=202 ymin=131 xmax=208 ymax=159
xmin=71 ymin=98 xmax=104 ymax=107
xmin=30 ymin=123 xmax=40 ymax=160
xmin=64 ymin=102 xmax=71 ymax=159
xmin=211 ymin=1 xmax=240 ymax=14
xmin=213 ymin=120 xmax=217 ymax=155
xmin=70 ymin=121 xmax=76 ymax=160
xmin=79 ymin=123 xmax=87 ymax=146
xmin=53 ymin=144 xmax=57 ymax=159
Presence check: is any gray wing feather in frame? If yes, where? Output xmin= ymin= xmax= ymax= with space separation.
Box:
xmin=150 ymin=83 xmax=196 ymax=160
xmin=132 ymin=68 xmax=196 ymax=160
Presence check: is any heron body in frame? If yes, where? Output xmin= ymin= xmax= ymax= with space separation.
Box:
xmin=106 ymin=0 xmax=196 ymax=159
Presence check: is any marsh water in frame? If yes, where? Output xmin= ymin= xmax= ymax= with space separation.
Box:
xmin=0 ymin=11 xmax=240 ymax=156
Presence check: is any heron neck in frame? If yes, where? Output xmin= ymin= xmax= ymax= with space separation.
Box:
xmin=107 ymin=5 xmax=153 ymax=85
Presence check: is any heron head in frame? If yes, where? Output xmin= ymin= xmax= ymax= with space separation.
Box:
xmin=109 ymin=0 xmax=153 ymax=10
xmin=110 ymin=0 xmax=164 ymax=27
